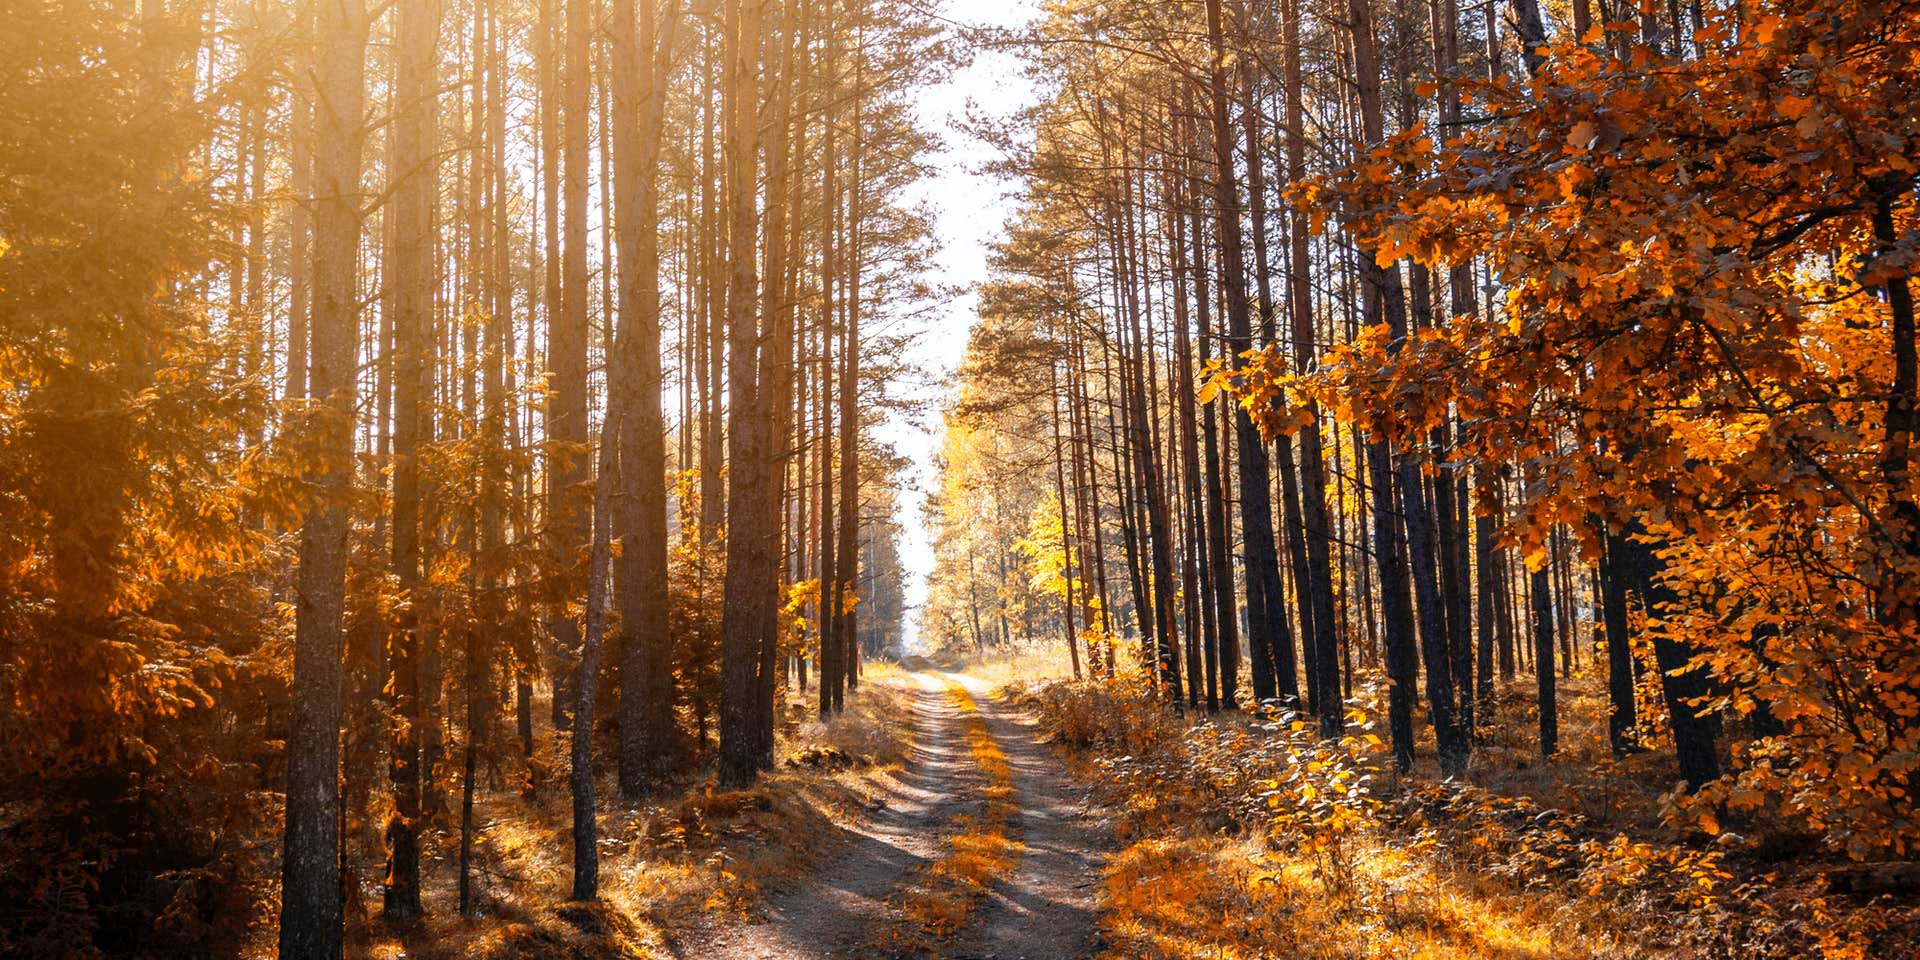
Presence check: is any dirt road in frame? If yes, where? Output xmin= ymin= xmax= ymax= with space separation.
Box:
xmin=668 ymin=672 xmax=1108 ymax=960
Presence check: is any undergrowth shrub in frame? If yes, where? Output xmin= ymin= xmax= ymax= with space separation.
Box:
xmin=1028 ymin=678 xmax=1900 ymax=959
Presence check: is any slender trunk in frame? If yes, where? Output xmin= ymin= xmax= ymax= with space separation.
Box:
xmin=571 ymin=423 xmax=619 ymax=900
xmin=1600 ymin=528 xmax=1638 ymax=754
xmin=1051 ymin=365 xmax=1082 ymax=679
xmin=1240 ymin=20 xmax=1310 ymax=714
xmin=285 ymin=6 xmax=313 ymax=402
xmin=1205 ymin=0 xmax=1287 ymax=708
xmin=1118 ymin=142 xmax=1181 ymax=698
xmin=382 ymin=0 xmax=439 ymax=918
xmin=718 ymin=0 xmax=770 ymax=788
xmin=1474 ymin=474 xmax=1498 ymax=708
xmin=1348 ymin=0 xmax=1426 ymax=769
xmin=1283 ymin=0 xmax=1342 ymax=731
xmin=1530 ymin=529 xmax=1558 ymax=758
xmin=1168 ymin=151 xmax=1209 ymax=707
xmin=835 ymin=57 xmax=861 ymax=707
xmin=1186 ymin=140 xmax=1240 ymax=707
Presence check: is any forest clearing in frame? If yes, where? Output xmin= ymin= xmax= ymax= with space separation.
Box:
xmin=2 ymin=0 xmax=1918 ymax=956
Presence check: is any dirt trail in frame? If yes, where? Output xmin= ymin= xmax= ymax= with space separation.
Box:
xmin=668 ymin=671 xmax=1109 ymax=960
xmin=946 ymin=672 xmax=1108 ymax=960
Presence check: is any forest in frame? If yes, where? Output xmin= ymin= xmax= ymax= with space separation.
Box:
xmin=0 ymin=0 xmax=1916 ymax=957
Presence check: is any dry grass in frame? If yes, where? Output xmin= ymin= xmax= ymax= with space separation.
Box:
xmin=326 ymin=670 xmax=919 ymax=960
xmin=1097 ymin=834 xmax=1641 ymax=960
xmin=788 ymin=659 xmax=917 ymax=769
xmin=1027 ymin=674 xmax=1908 ymax=960
xmin=940 ymin=641 xmax=1083 ymax=695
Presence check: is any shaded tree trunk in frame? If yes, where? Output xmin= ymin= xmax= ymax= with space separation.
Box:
xmin=571 ymin=423 xmax=618 ymax=900
xmin=1205 ymin=0 xmax=1287 ymax=707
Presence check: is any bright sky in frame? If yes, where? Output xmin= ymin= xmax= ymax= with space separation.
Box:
xmin=883 ymin=0 xmax=1040 ymax=651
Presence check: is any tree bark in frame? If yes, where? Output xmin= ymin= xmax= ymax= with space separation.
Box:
xmin=571 ymin=422 xmax=618 ymax=900
xmin=279 ymin=0 xmax=367 ymax=951
xmin=382 ymin=0 xmax=439 ymax=918
xmin=1205 ymin=0 xmax=1287 ymax=707
xmin=1284 ymin=0 xmax=1343 ymax=733
xmin=717 ymin=0 xmax=770 ymax=788
xmin=613 ymin=0 xmax=683 ymax=798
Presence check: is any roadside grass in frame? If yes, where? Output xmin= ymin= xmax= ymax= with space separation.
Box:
xmin=1021 ymin=673 xmax=1905 ymax=960
xmin=343 ymin=669 xmax=917 ymax=960
xmin=940 ymin=640 xmax=1081 ymax=694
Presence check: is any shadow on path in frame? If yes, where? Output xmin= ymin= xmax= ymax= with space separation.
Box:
xmin=668 ymin=671 xmax=1113 ymax=960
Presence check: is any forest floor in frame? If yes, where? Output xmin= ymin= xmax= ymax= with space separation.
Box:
xmin=330 ymin=651 xmax=1919 ymax=960
xmin=341 ymin=660 xmax=1115 ymax=960
xmin=669 ymin=669 xmax=1112 ymax=959
xmin=1011 ymin=664 xmax=1919 ymax=960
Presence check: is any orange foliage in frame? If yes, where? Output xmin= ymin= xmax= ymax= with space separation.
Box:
xmin=1222 ymin=0 xmax=1920 ymax=856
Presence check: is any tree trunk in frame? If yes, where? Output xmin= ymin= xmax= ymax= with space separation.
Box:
xmin=1531 ymin=545 xmax=1558 ymax=758
xmin=571 ymin=422 xmax=618 ymax=900
xmin=381 ymin=0 xmax=439 ymax=918
xmin=835 ymin=72 xmax=861 ymax=710
xmin=1614 ymin=522 xmax=1720 ymax=789
xmin=1205 ymin=0 xmax=1287 ymax=708
xmin=1185 ymin=139 xmax=1239 ymax=707
xmin=1284 ymin=0 xmax=1343 ymax=733
xmin=717 ymin=0 xmax=770 ymax=789
xmin=279 ymin=0 xmax=367 ymax=952
xmin=613 ymin=0 xmax=683 ymax=798
xmin=1348 ymin=0 xmax=1433 ymax=769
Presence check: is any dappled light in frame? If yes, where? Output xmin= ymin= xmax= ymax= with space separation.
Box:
xmin=0 ymin=0 xmax=1915 ymax=956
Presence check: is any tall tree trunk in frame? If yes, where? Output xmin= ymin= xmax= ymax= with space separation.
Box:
xmin=835 ymin=53 xmax=862 ymax=707
xmin=1530 ymin=530 xmax=1559 ymax=758
xmin=1185 ymin=133 xmax=1239 ymax=706
xmin=1117 ymin=137 xmax=1181 ymax=698
xmin=717 ymin=0 xmax=769 ymax=788
xmin=613 ymin=0 xmax=683 ymax=798
xmin=1167 ymin=151 xmax=1209 ymax=706
xmin=1237 ymin=20 xmax=1309 ymax=715
xmin=1204 ymin=0 xmax=1287 ymax=708
xmin=1474 ymin=473 xmax=1498 ymax=709
xmin=382 ymin=0 xmax=438 ymax=919
xmin=460 ymin=2 xmax=508 ymax=912
xmin=279 ymin=0 xmax=367 ymax=951
xmin=818 ymin=248 xmax=841 ymax=716
xmin=1347 ymin=0 xmax=1428 ymax=770
xmin=285 ymin=4 xmax=313 ymax=402
xmin=1284 ymin=0 xmax=1343 ymax=733
xmin=1050 ymin=363 xmax=1083 ymax=679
